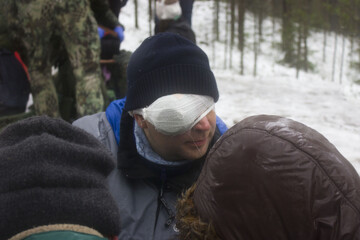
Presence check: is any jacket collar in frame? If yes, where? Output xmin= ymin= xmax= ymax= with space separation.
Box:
xmin=117 ymin=111 xmax=221 ymax=180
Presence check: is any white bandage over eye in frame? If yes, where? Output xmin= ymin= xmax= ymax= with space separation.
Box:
xmin=132 ymin=94 xmax=215 ymax=135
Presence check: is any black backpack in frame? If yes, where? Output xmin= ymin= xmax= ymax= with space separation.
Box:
xmin=0 ymin=49 xmax=30 ymax=117
xmin=100 ymin=34 xmax=121 ymax=60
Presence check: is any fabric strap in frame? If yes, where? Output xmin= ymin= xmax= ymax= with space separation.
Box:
xmin=9 ymin=224 xmax=104 ymax=240
xmin=23 ymin=231 xmax=107 ymax=240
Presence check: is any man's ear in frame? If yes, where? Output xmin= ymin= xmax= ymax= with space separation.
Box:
xmin=133 ymin=114 xmax=148 ymax=129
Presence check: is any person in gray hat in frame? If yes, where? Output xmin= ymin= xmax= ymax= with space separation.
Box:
xmin=0 ymin=116 xmax=120 ymax=240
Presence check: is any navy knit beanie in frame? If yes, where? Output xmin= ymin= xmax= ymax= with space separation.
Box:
xmin=124 ymin=32 xmax=219 ymax=111
xmin=0 ymin=116 xmax=120 ymax=240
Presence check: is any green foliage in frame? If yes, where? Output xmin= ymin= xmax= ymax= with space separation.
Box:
xmin=277 ymin=57 xmax=315 ymax=71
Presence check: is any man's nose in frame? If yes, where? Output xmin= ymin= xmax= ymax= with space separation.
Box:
xmin=192 ymin=115 xmax=211 ymax=131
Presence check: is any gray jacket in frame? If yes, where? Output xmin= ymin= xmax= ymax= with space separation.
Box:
xmin=73 ymin=111 xmax=221 ymax=239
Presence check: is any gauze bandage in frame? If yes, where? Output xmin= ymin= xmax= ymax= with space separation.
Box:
xmin=132 ymin=94 xmax=215 ymax=135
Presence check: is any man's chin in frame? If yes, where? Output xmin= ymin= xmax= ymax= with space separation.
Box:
xmin=182 ymin=145 xmax=209 ymax=160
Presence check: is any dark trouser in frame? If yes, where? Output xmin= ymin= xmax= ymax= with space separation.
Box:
xmin=155 ymin=0 xmax=194 ymax=27
xmin=179 ymin=0 xmax=194 ymax=26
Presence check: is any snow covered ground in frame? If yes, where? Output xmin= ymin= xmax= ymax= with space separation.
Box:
xmin=120 ymin=0 xmax=360 ymax=174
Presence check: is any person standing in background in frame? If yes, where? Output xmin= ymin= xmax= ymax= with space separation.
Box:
xmin=4 ymin=0 xmax=123 ymax=118
xmin=154 ymin=0 xmax=196 ymax=43
xmin=179 ymin=0 xmax=194 ymax=26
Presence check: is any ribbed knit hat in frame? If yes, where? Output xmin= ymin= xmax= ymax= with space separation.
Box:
xmin=0 ymin=116 xmax=120 ymax=240
xmin=124 ymin=32 xmax=219 ymax=111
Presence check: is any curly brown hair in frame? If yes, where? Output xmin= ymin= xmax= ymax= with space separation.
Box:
xmin=175 ymin=184 xmax=221 ymax=240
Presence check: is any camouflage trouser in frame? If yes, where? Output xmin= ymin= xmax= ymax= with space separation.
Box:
xmin=15 ymin=0 xmax=104 ymax=118
xmin=104 ymin=49 xmax=132 ymax=99
xmin=0 ymin=1 xmax=13 ymax=50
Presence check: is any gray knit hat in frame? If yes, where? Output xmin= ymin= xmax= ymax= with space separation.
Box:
xmin=0 ymin=116 xmax=120 ymax=240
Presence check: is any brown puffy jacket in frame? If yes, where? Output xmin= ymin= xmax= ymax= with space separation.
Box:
xmin=194 ymin=115 xmax=360 ymax=240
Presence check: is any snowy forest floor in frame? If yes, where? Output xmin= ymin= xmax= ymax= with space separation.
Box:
xmin=120 ymin=0 xmax=360 ymax=173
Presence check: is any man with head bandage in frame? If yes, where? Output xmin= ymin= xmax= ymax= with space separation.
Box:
xmin=73 ymin=32 xmax=228 ymax=239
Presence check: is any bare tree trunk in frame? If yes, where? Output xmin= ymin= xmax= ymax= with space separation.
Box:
xmin=230 ymin=0 xmax=236 ymax=69
xmin=238 ymin=0 xmax=245 ymax=75
xmin=303 ymin=0 xmax=309 ymax=72
xmin=322 ymin=30 xmax=327 ymax=62
xmin=148 ymin=0 xmax=153 ymax=35
xmin=331 ymin=32 xmax=338 ymax=82
xmin=258 ymin=1 xmax=264 ymax=41
xmin=253 ymin=12 xmax=258 ymax=77
xmin=303 ymin=35 xmax=308 ymax=72
xmin=296 ymin=25 xmax=302 ymax=78
xmin=212 ymin=0 xmax=219 ymax=67
xmin=350 ymin=35 xmax=354 ymax=61
xmin=281 ymin=0 xmax=295 ymax=65
xmin=224 ymin=0 xmax=230 ymax=69
xmin=212 ymin=37 xmax=216 ymax=68
xmin=214 ymin=0 xmax=220 ymax=41
xmin=339 ymin=35 xmax=346 ymax=84
xmin=134 ymin=0 xmax=139 ymax=28
xmin=271 ymin=0 xmax=276 ymax=47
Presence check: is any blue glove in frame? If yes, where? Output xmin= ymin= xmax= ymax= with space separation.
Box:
xmin=114 ymin=26 xmax=124 ymax=42
xmin=98 ymin=27 xmax=105 ymax=39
